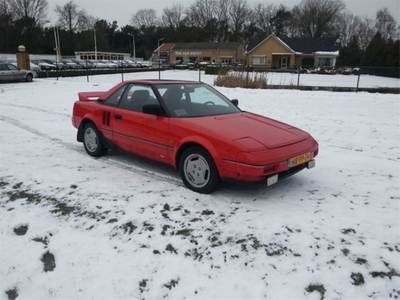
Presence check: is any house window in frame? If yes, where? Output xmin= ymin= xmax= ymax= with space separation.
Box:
xmin=252 ymin=56 xmax=266 ymax=65
xmin=316 ymin=57 xmax=333 ymax=67
xmin=202 ymin=57 xmax=211 ymax=62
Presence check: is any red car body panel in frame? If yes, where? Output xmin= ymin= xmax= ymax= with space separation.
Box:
xmin=72 ymin=80 xmax=319 ymax=184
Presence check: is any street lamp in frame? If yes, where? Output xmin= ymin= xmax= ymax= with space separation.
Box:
xmin=158 ymin=38 xmax=164 ymax=60
xmin=93 ymin=28 xmax=97 ymax=60
xmin=158 ymin=38 xmax=164 ymax=79
xmin=53 ymin=26 xmax=61 ymax=65
xmin=128 ymin=33 xmax=136 ymax=62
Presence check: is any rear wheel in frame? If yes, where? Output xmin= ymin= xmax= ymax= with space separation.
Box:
xmin=83 ymin=122 xmax=108 ymax=157
xmin=26 ymin=74 xmax=33 ymax=82
xmin=179 ymin=147 xmax=221 ymax=194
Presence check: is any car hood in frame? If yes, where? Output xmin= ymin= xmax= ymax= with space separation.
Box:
xmin=180 ymin=112 xmax=310 ymax=150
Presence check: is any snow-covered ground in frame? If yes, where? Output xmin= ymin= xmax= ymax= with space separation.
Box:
xmin=0 ymin=70 xmax=399 ymax=300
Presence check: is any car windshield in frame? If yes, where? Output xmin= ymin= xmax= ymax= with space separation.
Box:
xmin=154 ymin=83 xmax=241 ymax=118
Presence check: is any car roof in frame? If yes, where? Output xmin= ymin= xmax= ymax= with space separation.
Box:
xmin=122 ymin=79 xmax=203 ymax=85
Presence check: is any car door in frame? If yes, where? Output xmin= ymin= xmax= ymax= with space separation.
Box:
xmin=8 ymin=64 xmax=26 ymax=81
xmin=0 ymin=64 xmax=12 ymax=81
xmin=112 ymin=84 xmax=171 ymax=163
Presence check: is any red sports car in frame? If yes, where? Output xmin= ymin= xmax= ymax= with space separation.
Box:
xmin=72 ymin=80 xmax=318 ymax=193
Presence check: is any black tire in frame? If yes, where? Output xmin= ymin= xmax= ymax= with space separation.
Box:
xmin=82 ymin=122 xmax=108 ymax=157
xmin=26 ymin=73 xmax=33 ymax=82
xmin=179 ymin=147 xmax=221 ymax=194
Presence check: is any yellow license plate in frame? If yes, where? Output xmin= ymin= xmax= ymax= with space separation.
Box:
xmin=289 ymin=152 xmax=311 ymax=168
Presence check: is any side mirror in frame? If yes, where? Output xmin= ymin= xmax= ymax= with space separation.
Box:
xmin=143 ymin=103 xmax=164 ymax=116
xmin=231 ymin=99 xmax=239 ymax=106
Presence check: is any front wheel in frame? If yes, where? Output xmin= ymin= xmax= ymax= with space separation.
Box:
xmin=179 ymin=147 xmax=221 ymax=194
xmin=83 ymin=122 xmax=108 ymax=157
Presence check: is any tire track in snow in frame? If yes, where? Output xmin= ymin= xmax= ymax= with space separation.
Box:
xmin=0 ymin=114 xmax=182 ymax=187
xmin=1 ymin=103 xmax=71 ymax=118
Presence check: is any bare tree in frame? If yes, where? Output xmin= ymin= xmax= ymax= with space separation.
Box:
xmin=228 ymin=0 xmax=251 ymax=40
xmin=161 ymin=3 xmax=185 ymax=28
xmin=375 ymin=7 xmax=397 ymax=41
xmin=185 ymin=0 xmax=215 ymax=28
xmin=337 ymin=12 xmax=361 ymax=47
xmin=270 ymin=5 xmax=292 ymax=37
xmin=292 ymin=0 xmax=346 ymax=37
xmin=357 ymin=17 xmax=375 ymax=50
xmin=131 ymin=8 xmax=159 ymax=29
xmin=252 ymin=3 xmax=277 ymax=34
xmin=55 ymin=0 xmax=88 ymax=33
xmin=8 ymin=0 xmax=48 ymax=26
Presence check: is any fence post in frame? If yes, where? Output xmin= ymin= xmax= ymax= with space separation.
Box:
xmin=199 ymin=65 xmax=201 ymax=82
xmin=356 ymin=68 xmax=361 ymax=93
xmin=297 ymin=69 xmax=301 ymax=88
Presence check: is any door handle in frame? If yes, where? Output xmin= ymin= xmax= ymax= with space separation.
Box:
xmin=115 ymin=114 xmax=122 ymax=120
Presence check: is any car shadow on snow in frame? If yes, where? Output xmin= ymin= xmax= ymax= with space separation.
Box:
xmin=101 ymin=149 xmax=309 ymax=199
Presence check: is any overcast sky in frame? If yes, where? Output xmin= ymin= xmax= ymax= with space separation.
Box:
xmin=48 ymin=0 xmax=400 ymax=26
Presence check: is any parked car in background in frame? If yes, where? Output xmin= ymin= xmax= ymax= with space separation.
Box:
xmin=153 ymin=59 xmax=170 ymax=69
xmin=122 ymin=60 xmax=142 ymax=68
xmin=42 ymin=59 xmax=67 ymax=70
xmin=170 ymin=59 xmax=183 ymax=68
xmin=0 ymin=63 xmax=37 ymax=82
xmin=99 ymin=60 xmax=119 ymax=69
xmin=61 ymin=60 xmax=82 ymax=69
xmin=72 ymin=80 xmax=318 ymax=194
xmin=32 ymin=60 xmax=56 ymax=71
xmin=2 ymin=59 xmax=42 ymax=72
xmin=175 ymin=59 xmax=197 ymax=69
xmin=139 ymin=61 xmax=152 ymax=68
xmin=198 ymin=61 xmax=211 ymax=67
xmin=89 ymin=60 xmax=108 ymax=69
xmin=73 ymin=59 xmax=94 ymax=69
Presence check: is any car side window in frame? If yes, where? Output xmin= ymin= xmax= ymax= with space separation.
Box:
xmin=118 ymin=85 xmax=157 ymax=112
xmin=103 ymin=85 xmax=127 ymax=107
xmin=7 ymin=64 xmax=18 ymax=71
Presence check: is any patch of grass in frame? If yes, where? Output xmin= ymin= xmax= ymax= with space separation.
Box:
xmin=351 ymin=273 xmax=365 ymax=285
xmin=41 ymin=251 xmax=56 ymax=272
xmin=161 ymin=225 xmax=171 ymax=236
xmin=249 ymin=236 xmax=261 ymax=250
xmin=164 ymin=278 xmax=179 ymax=290
xmin=120 ymin=222 xmax=137 ymax=234
xmin=12 ymin=182 xmax=23 ymax=189
xmin=50 ymin=202 xmax=75 ymax=215
xmin=305 ymin=283 xmax=326 ymax=299
xmin=342 ymin=248 xmax=350 ymax=256
xmin=0 ymin=180 xmax=9 ymax=188
xmin=139 ymin=279 xmax=148 ymax=293
xmin=7 ymin=190 xmax=42 ymax=203
xmin=265 ymin=243 xmax=288 ymax=256
xmin=342 ymin=228 xmax=356 ymax=234
xmin=201 ymin=209 xmax=214 ymax=216
xmin=176 ymin=229 xmax=193 ymax=237
xmin=32 ymin=236 xmax=49 ymax=245
xmin=356 ymin=258 xmax=368 ymax=265
xmin=107 ymin=218 xmax=118 ymax=224
xmin=166 ymin=243 xmax=177 ymax=254
xmin=143 ymin=222 xmax=154 ymax=231
xmin=370 ymin=269 xmax=400 ymax=279
xmin=14 ymin=225 xmax=28 ymax=236
xmin=236 ymin=239 xmax=247 ymax=244
xmin=5 ymin=288 xmax=18 ymax=300
xmin=189 ymin=218 xmax=202 ymax=222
